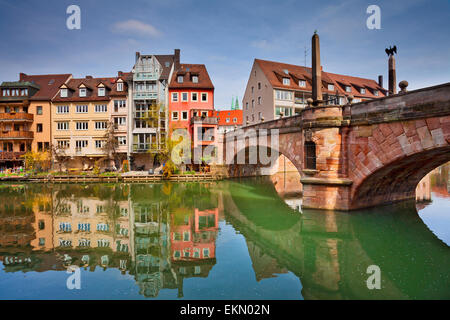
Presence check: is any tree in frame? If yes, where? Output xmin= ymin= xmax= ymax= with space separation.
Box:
xmin=101 ymin=120 xmax=126 ymax=171
xmin=51 ymin=144 xmax=70 ymax=173
xmin=23 ymin=150 xmax=51 ymax=173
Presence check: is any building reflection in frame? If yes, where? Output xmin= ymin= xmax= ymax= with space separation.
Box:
xmin=0 ymin=183 xmax=219 ymax=298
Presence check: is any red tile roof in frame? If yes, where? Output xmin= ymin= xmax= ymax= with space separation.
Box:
xmin=19 ymin=73 xmax=72 ymax=100
xmin=169 ymin=64 xmax=214 ymax=90
xmin=52 ymin=74 xmax=129 ymax=102
xmin=255 ymin=59 xmax=386 ymax=99
xmin=213 ymin=109 xmax=243 ymax=126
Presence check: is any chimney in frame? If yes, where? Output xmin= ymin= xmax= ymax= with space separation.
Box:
xmin=311 ymin=32 xmax=322 ymax=105
xmin=174 ymin=49 xmax=180 ymax=68
xmin=19 ymin=73 xmax=26 ymax=81
xmin=118 ymin=71 xmax=123 ymax=77
xmin=85 ymin=75 xmax=93 ymax=79
xmin=378 ymin=75 xmax=383 ymax=88
xmin=388 ymin=55 xmax=397 ymax=95
xmin=135 ymin=52 xmax=140 ymax=63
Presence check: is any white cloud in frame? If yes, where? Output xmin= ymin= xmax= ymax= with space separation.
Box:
xmin=250 ymin=39 xmax=270 ymax=49
xmin=113 ymin=19 xmax=162 ymax=37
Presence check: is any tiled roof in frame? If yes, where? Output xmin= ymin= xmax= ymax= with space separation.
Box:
xmin=19 ymin=73 xmax=72 ymax=100
xmin=52 ymin=75 xmax=128 ymax=102
xmin=154 ymin=54 xmax=175 ymax=80
xmin=255 ymin=59 xmax=386 ymax=99
xmin=213 ymin=109 xmax=243 ymax=126
xmin=169 ymin=64 xmax=214 ymax=90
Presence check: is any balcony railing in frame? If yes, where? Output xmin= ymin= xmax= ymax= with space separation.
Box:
xmin=133 ymin=92 xmax=158 ymax=100
xmin=0 ymin=113 xmax=34 ymax=122
xmin=0 ymin=130 xmax=33 ymax=139
xmin=190 ymin=116 xmax=218 ymax=125
xmin=133 ymin=72 xmax=158 ymax=81
xmin=0 ymin=151 xmax=26 ymax=160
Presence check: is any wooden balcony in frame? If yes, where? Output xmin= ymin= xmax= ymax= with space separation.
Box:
xmin=190 ymin=116 xmax=218 ymax=125
xmin=0 ymin=130 xmax=34 ymax=140
xmin=0 ymin=113 xmax=34 ymax=122
xmin=0 ymin=151 xmax=26 ymax=161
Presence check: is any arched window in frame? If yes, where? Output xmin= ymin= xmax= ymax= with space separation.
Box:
xmin=305 ymin=141 xmax=316 ymax=169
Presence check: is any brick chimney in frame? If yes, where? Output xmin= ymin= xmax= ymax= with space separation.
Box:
xmin=388 ymin=55 xmax=397 ymax=95
xmin=86 ymin=75 xmax=93 ymax=79
xmin=135 ymin=52 xmax=140 ymax=63
xmin=19 ymin=73 xmax=26 ymax=81
xmin=174 ymin=49 xmax=180 ymax=68
xmin=378 ymin=75 xmax=383 ymax=88
xmin=118 ymin=71 xmax=123 ymax=77
xmin=311 ymin=32 xmax=322 ymax=105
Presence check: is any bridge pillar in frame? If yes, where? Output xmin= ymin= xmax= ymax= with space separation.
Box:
xmin=300 ymin=105 xmax=353 ymax=210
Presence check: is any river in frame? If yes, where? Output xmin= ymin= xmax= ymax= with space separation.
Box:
xmin=0 ymin=166 xmax=448 ymax=299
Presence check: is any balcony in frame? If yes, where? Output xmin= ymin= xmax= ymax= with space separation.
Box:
xmin=0 ymin=113 xmax=34 ymax=122
xmin=133 ymin=92 xmax=158 ymax=100
xmin=190 ymin=116 xmax=218 ymax=125
xmin=0 ymin=151 xmax=26 ymax=161
xmin=133 ymin=72 xmax=158 ymax=81
xmin=0 ymin=130 xmax=33 ymax=140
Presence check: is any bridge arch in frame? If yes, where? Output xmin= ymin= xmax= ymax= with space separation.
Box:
xmin=349 ymin=117 xmax=450 ymax=209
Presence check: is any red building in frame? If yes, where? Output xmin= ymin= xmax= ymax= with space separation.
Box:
xmin=168 ymin=64 xmax=217 ymax=162
xmin=213 ymin=109 xmax=243 ymax=134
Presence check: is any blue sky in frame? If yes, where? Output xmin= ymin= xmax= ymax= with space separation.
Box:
xmin=0 ymin=0 xmax=449 ymax=109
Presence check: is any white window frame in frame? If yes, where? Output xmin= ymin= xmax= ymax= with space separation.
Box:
xmin=76 ymin=105 xmax=88 ymax=113
xmin=75 ymin=140 xmax=88 ymax=148
xmin=201 ymin=92 xmax=208 ymax=102
xmin=95 ymin=104 xmax=107 ymax=113
xmin=345 ymin=86 xmax=351 ymax=93
xmin=57 ymin=140 xmax=70 ymax=149
xmin=181 ymin=111 xmax=188 ymax=120
xmin=117 ymin=136 xmax=127 ymax=145
xmin=283 ymin=78 xmax=290 ymax=85
xmin=360 ymin=88 xmax=366 ymax=94
xmin=56 ymin=122 xmax=69 ymax=131
xmin=181 ymin=92 xmax=188 ymax=102
xmin=95 ymin=121 xmax=108 ymax=130
xmin=191 ymin=92 xmax=198 ymax=101
xmin=299 ymin=80 xmax=306 ymax=87
xmin=56 ymin=105 xmax=69 ymax=114
xmin=192 ymin=75 xmax=198 ymax=83
xmin=60 ymin=88 xmax=68 ymax=98
xmin=172 ymin=111 xmax=179 ymax=120
xmin=116 ymin=82 xmax=123 ymax=91
xmin=177 ymin=75 xmax=183 ymax=83
xmin=98 ymin=87 xmax=105 ymax=97
xmin=95 ymin=140 xmax=105 ymax=149
xmin=171 ymin=92 xmax=178 ymax=102
xmin=79 ymin=88 xmax=87 ymax=97
xmin=76 ymin=121 xmax=89 ymax=130
xmin=328 ymin=84 xmax=335 ymax=91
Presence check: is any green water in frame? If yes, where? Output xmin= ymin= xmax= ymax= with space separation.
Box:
xmin=0 ymin=172 xmax=449 ymax=300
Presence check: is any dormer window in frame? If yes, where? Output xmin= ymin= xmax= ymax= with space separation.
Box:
xmin=345 ymin=86 xmax=351 ymax=93
xmin=283 ymin=78 xmax=290 ymax=85
xmin=192 ymin=75 xmax=198 ymax=83
xmin=328 ymin=84 xmax=334 ymax=91
xmin=98 ymin=87 xmax=105 ymax=97
xmin=79 ymin=88 xmax=87 ymax=97
xmin=360 ymin=88 xmax=366 ymax=94
xmin=299 ymin=80 xmax=306 ymax=87
xmin=60 ymin=88 xmax=68 ymax=98
xmin=117 ymin=82 xmax=123 ymax=91
xmin=177 ymin=75 xmax=184 ymax=83
xmin=374 ymin=90 xmax=379 ymax=96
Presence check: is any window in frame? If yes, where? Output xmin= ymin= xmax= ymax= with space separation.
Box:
xmin=57 ymin=122 xmax=69 ymax=130
xmin=36 ymin=123 xmax=43 ymax=132
xmin=95 ymin=104 xmax=107 ymax=112
xmin=203 ymin=248 xmax=210 ymax=258
xmin=114 ymin=117 xmax=126 ymax=126
xmin=95 ymin=140 xmax=105 ymax=148
xmin=39 ymin=238 xmax=45 ymax=246
xmin=79 ymin=88 xmax=87 ymax=97
xmin=283 ymin=78 xmax=290 ymax=85
xmin=328 ymin=84 xmax=334 ymax=91
xmin=299 ymin=80 xmax=306 ymax=87
xmin=191 ymin=92 xmax=198 ymax=101
xmin=258 ymin=82 xmax=261 ymax=90
xmin=95 ymin=121 xmax=108 ymax=130
xmin=117 ymin=82 xmax=123 ymax=91
xmin=114 ymin=100 xmax=126 ymax=111
xmin=117 ymin=136 xmax=126 ymax=145
xmin=226 ymin=118 xmax=230 ymax=123
xmin=76 ymin=121 xmax=89 ymax=130
xmin=251 ymin=86 xmax=254 ymax=93
xmin=245 ymin=102 xmax=248 ymax=110
xmin=182 ymin=111 xmax=188 ymax=120
xmin=181 ymin=92 xmax=188 ymax=102
xmin=75 ymin=140 xmax=88 ymax=148
xmin=76 ymin=105 xmax=88 ymax=113
xmin=172 ymin=111 xmax=179 ymax=120
xmin=60 ymin=88 xmax=68 ymax=97
xmin=305 ymin=141 xmax=316 ymax=169
xmin=233 ymin=117 xmax=237 ymax=123
xmin=374 ymin=90 xmax=379 ymax=96
xmin=275 ymin=107 xmax=292 ymax=117
xmin=202 ymin=111 xmax=208 ymax=117
xmin=38 ymin=142 xmax=43 ymax=152
xmin=98 ymin=87 xmax=105 ymax=97
xmin=345 ymin=86 xmax=351 ymax=93
xmin=172 ymin=92 xmax=178 ymax=102
xmin=251 ymin=99 xmax=254 ymax=108
xmin=201 ymin=93 xmax=208 ymax=102
xmin=258 ymin=96 xmax=261 ymax=105
xmin=360 ymin=88 xmax=366 ymax=94
xmin=56 ymin=105 xmax=69 ymax=114
xmin=177 ymin=75 xmax=183 ymax=83
xmin=57 ymin=140 xmax=69 ymax=148
xmin=258 ymin=112 xmax=262 ymax=120
xmin=275 ymin=90 xmax=292 ymax=101
xmin=36 ymin=106 xmax=43 ymax=115
xmin=183 ymin=231 xmax=190 ymax=241
xmin=192 ymin=75 xmax=198 ymax=83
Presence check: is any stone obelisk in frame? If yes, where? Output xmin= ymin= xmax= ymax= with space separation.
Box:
xmin=388 ymin=54 xmax=397 ymax=95
xmin=312 ymin=31 xmax=322 ymax=105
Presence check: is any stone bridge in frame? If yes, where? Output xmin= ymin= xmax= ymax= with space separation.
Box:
xmin=223 ymin=82 xmax=450 ymax=210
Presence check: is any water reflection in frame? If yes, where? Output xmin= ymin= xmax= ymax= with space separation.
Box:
xmin=0 ymin=166 xmax=448 ymax=299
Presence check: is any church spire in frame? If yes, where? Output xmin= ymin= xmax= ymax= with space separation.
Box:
xmin=234 ymin=96 xmax=239 ymax=110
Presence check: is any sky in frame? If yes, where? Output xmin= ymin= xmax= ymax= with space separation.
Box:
xmin=0 ymin=0 xmax=449 ymax=109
